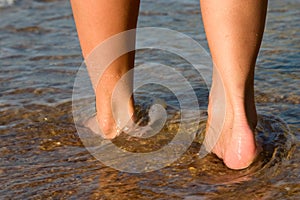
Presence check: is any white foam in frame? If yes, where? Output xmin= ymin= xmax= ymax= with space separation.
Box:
xmin=0 ymin=0 xmax=14 ymax=8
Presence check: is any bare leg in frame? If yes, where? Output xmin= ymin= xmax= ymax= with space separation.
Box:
xmin=71 ymin=0 xmax=140 ymax=139
xmin=200 ymin=0 xmax=268 ymax=169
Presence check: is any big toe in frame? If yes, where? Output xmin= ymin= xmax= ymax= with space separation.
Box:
xmin=223 ymin=147 xmax=257 ymax=170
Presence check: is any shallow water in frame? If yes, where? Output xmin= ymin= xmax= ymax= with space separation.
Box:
xmin=0 ymin=0 xmax=299 ymax=199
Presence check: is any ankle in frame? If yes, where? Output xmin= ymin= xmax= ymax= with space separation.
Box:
xmin=225 ymin=96 xmax=257 ymax=129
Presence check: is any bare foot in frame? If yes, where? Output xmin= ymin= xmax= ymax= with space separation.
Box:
xmin=84 ymin=115 xmax=118 ymax=139
xmin=204 ymin=68 xmax=258 ymax=170
xmin=89 ymin=67 xmax=135 ymax=140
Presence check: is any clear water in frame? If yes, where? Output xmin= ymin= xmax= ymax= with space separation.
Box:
xmin=0 ymin=0 xmax=299 ymax=199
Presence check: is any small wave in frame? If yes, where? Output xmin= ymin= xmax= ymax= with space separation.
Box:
xmin=0 ymin=0 xmax=14 ymax=8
